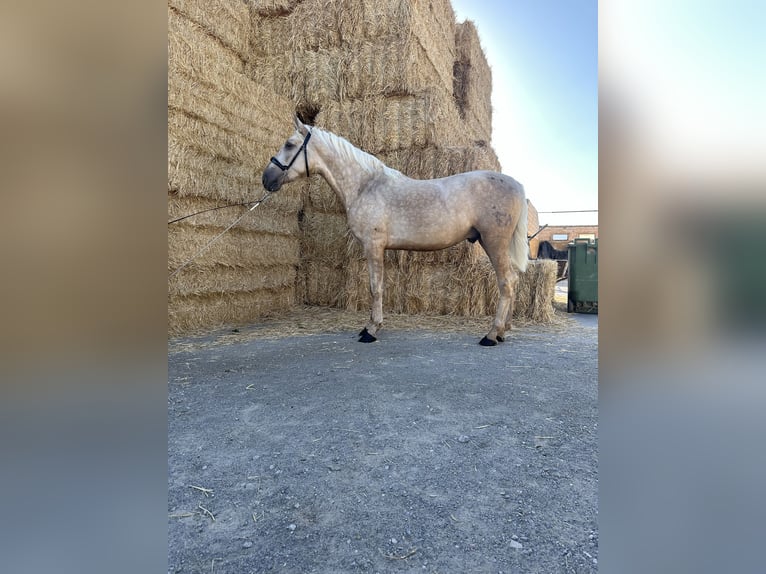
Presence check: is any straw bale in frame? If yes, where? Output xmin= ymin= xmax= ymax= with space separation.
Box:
xmin=168 ymin=7 xmax=294 ymax=145
xmin=168 ymin=139 xmax=304 ymax=211
xmin=472 ymin=258 xmax=557 ymax=322
xmin=306 ymin=180 xmax=345 ymax=214
xmin=167 ymin=193 xmax=300 ymax=236
xmin=340 ymin=39 xmax=450 ymax=101
xmin=381 ymin=144 xmax=501 ymax=179
xmin=247 ymin=0 xmax=305 ymax=18
xmin=168 ymin=66 xmax=293 ymax=141
xmin=247 ymin=48 xmax=339 ymax=105
xmin=512 ymin=259 xmax=557 ymax=322
xmin=249 ymin=37 xmax=455 ymax=107
xmin=315 ymin=91 xmax=466 ymax=153
xmin=344 ymin=254 xmax=410 ymax=313
xmin=301 ymin=262 xmax=347 ymax=307
xmin=454 ymin=21 xmax=493 ymax=143
xmin=169 ymin=264 xmax=297 ymax=297
xmin=300 ymin=210 xmax=350 ymax=264
xmin=168 ymin=1 xmax=250 ymax=60
xmin=168 ymin=7 xmax=244 ymax=78
xmin=168 ymin=71 xmax=279 ymax=149
xmin=343 ymin=251 xmax=490 ymax=316
xmin=406 ymin=241 xmax=484 ymax=266
xmin=168 ymin=225 xmax=300 ymax=269
xmin=169 ymin=53 xmax=293 ymax=136
xmin=169 ymin=289 xmax=296 ymax=334
xmin=168 ymin=106 xmax=269 ymax=167
xmin=342 ymin=257 xmax=556 ymax=323
xmin=249 ymin=0 xmax=456 ymax=92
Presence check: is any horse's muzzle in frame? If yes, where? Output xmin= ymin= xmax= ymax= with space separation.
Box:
xmin=262 ymin=167 xmax=283 ymax=192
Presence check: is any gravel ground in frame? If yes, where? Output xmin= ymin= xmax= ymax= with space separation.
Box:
xmin=168 ymin=311 xmax=597 ymax=573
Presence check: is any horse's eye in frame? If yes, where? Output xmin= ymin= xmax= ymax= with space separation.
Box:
xmin=285 ymin=142 xmax=295 ymax=150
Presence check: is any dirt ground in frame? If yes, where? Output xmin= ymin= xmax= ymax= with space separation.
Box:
xmin=168 ymin=307 xmax=597 ymax=573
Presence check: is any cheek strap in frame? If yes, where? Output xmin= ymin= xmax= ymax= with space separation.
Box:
xmin=269 ymin=130 xmax=312 ymax=177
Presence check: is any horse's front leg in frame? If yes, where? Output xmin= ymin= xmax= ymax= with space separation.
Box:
xmin=359 ymin=246 xmax=385 ymax=343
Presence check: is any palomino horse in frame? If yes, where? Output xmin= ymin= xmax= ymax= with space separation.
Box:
xmin=263 ymin=117 xmax=529 ymax=346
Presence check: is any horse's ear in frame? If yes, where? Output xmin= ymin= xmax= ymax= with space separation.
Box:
xmin=293 ymin=115 xmax=308 ymax=135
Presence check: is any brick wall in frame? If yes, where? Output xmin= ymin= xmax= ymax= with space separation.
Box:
xmin=531 ymin=225 xmax=598 ymax=257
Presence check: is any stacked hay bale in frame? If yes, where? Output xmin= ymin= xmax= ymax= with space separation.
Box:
xmin=167 ymin=2 xmax=302 ymax=333
xmin=245 ymin=0 xmax=555 ymax=322
xmin=167 ymin=0 xmax=555 ymax=334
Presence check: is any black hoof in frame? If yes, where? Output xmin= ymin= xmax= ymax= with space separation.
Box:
xmin=479 ymin=336 xmax=497 ymax=346
xmin=496 ymin=335 xmax=505 ymax=343
xmin=358 ymin=328 xmax=377 ymax=343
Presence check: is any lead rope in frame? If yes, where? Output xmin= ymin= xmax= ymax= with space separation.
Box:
xmin=168 ymin=191 xmax=271 ymax=279
xmin=168 ymin=201 xmax=256 ymax=225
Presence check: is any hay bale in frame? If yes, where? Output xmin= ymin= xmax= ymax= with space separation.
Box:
xmin=249 ymin=0 xmax=456 ymax=92
xmin=167 ymin=193 xmax=299 ymax=235
xmin=512 ymin=259 xmax=558 ymax=322
xmin=168 ymin=140 xmax=304 ymax=210
xmin=343 ymin=252 xmax=483 ymax=316
xmin=249 ymin=39 xmax=454 ymax=107
xmin=168 ymin=0 xmax=250 ymax=60
xmin=381 ymin=144 xmax=501 ymax=178
xmin=314 ymin=92 xmax=468 ymax=153
xmin=247 ymin=0 xmax=305 ymax=18
xmin=454 ymin=21 xmax=493 ymax=143
xmin=337 ymin=39 xmax=449 ymax=100
xmin=168 ymin=6 xmax=294 ymax=147
xmin=472 ymin=258 xmax=557 ymax=322
xmin=169 ymin=289 xmax=295 ymax=334
xmin=301 ymin=262 xmax=347 ymax=307
xmin=168 ymin=108 xmax=267 ymax=167
xmin=168 ymin=106 xmax=304 ymax=208
xmin=169 ymin=264 xmax=297 ymax=297
xmin=300 ymin=210 xmax=350 ymax=263
xmin=251 ymin=0 xmax=454 ymax=55
xmin=168 ymin=70 xmax=273 ymax=146
xmin=168 ymin=66 xmax=292 ymax=142
xmin=168 ymin=225 xmax=300 ymax=269
xmin=341 ymin=255 xmax=556 ymax=323
xmin=168 ymin=7 xmax=244 ymax=78
xmin=344 ymin=254 xmax=411 ymax=313
xmin=306 ymin=180 xmax=345 ymax=213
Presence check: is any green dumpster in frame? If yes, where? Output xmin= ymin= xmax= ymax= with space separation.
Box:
xmin=567 ymin=238 xmax=598 ymax=313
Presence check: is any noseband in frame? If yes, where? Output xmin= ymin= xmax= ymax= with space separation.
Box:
xmin=270 ymin=130 xmax=312 ymax=178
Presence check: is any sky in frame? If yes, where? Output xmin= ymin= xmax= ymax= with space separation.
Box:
xmin=450 ymin=0 xmax=598 ymax=227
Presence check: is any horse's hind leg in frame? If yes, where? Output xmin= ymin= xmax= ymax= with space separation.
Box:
xmin=479 ymin=237 xmax=518 ymax=346
xmin=504 ymin=272 xmax=520 ymax=334
xmin=359 ymin=244 xmax=385 ymax=343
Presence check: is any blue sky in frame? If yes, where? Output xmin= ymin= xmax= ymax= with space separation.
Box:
xmin=451 ymin=0 xmax=598 ymax=226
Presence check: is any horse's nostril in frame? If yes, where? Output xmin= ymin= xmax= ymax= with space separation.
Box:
xmin=262 ymin=172 xmax=281 ymax=192
xmin=262 ymin=172 xmax=275 ymax=191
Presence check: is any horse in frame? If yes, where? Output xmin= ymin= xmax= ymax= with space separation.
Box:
xmin=537 ymin=240 xmax=569 ymax=260
xmin=262 ymin=117 xmax=529 ymax=346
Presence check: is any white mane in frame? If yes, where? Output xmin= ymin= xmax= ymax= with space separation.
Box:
xmin=311 ymin=127 xmax=402 ymax=178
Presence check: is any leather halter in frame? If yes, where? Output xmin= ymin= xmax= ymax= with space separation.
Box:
xmin=269 ymin=130 xmax=312 ymax=178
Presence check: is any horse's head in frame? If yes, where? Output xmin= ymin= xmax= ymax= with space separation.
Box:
xmin=262 ymin=116 xmax=313 ymax=192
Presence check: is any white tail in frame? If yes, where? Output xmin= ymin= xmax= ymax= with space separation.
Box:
xmin=511 ymin=195 xmax=529 ymax=272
